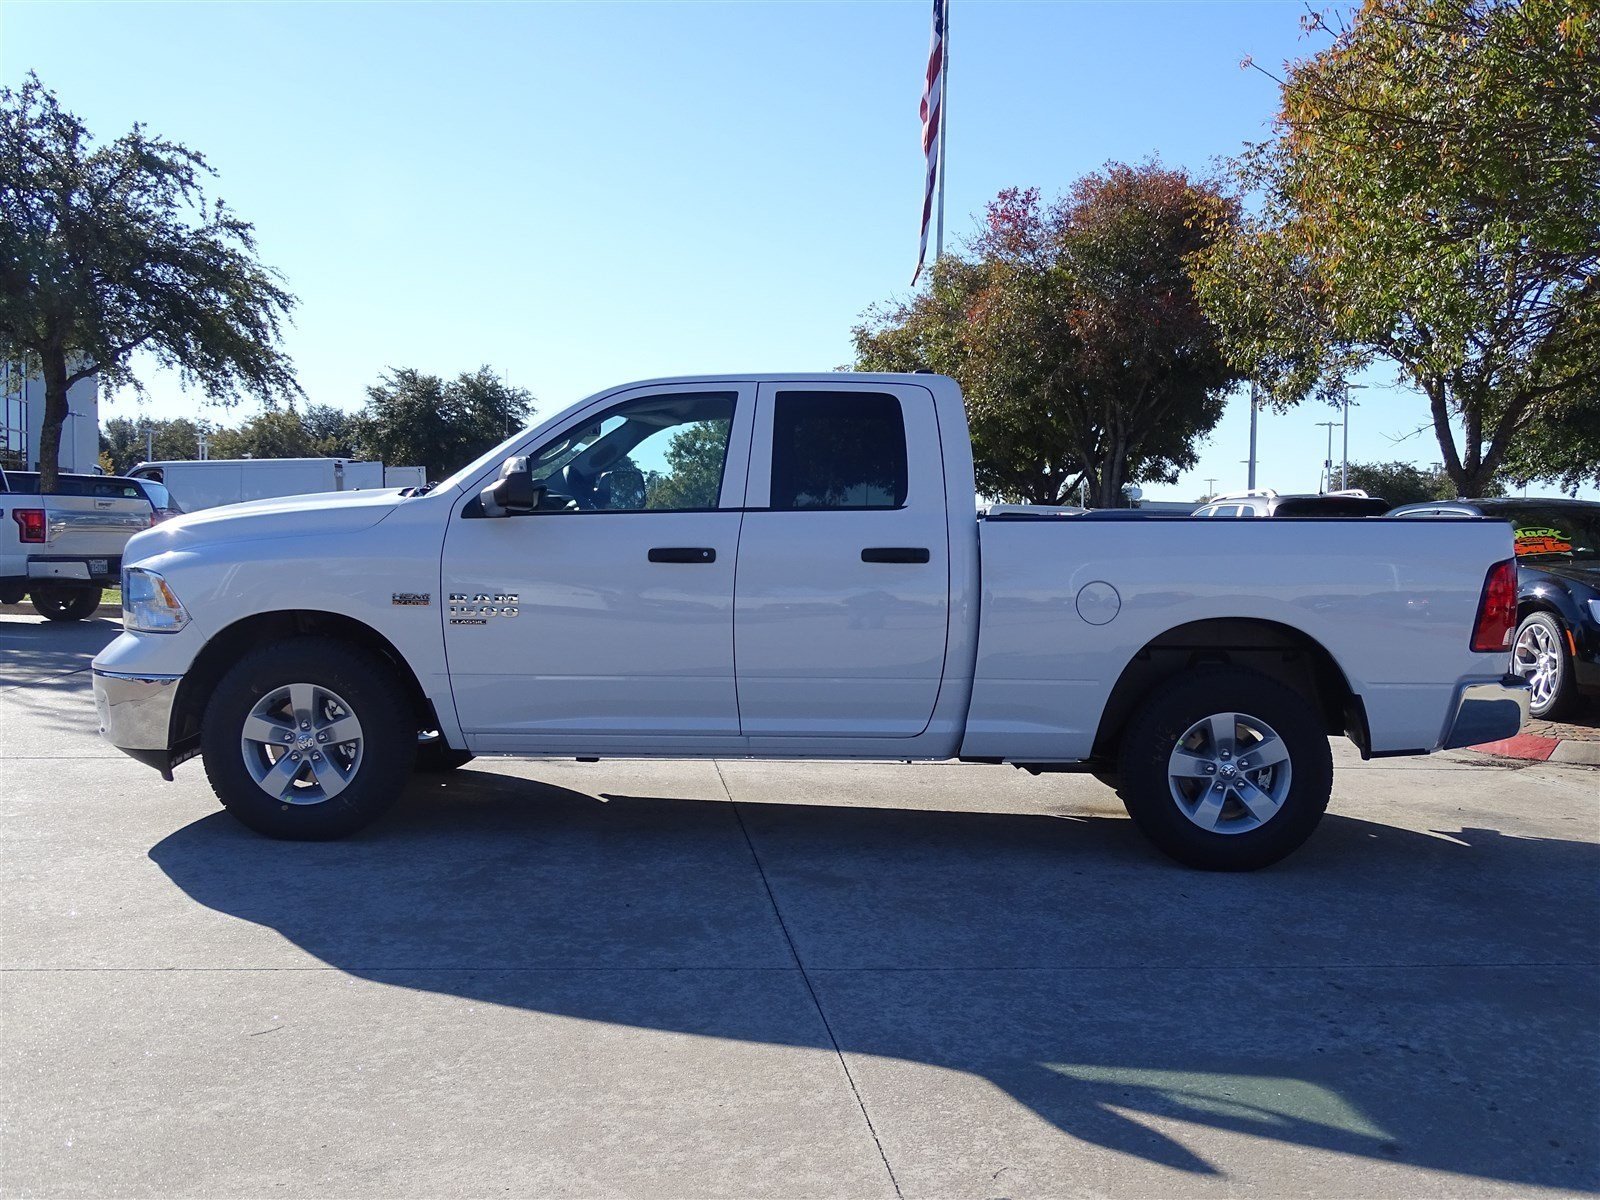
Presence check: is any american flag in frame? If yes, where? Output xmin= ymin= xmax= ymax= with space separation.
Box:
xmin=912 ymin=0 xmax=947 ymax=285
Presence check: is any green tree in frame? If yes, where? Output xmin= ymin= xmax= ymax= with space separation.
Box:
xmin=645 ymin=421 xmax=731 ymax=509
xmin=355 ymin=367 xmax=534 ymax=480
xmin=206 ymin=409 xmax=316 ymax=460
xmin=0 ymin=76 xmax=299 ymax=492
xmin=297 ymin=403 xmax=357 ymax=458
xmin=855 ymin=165 xmax=1242 ymax=507
xmin=1193 ymin=0 xmax=1600 ymax=496
xmin=1343 ymin=459 xmax=1506 ymax=506
xmin=99 ymin=415 xmax=214 ymax=474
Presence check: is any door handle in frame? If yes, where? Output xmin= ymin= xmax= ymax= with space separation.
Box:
xmin=648 ymin=547 xmax=717 ymax=563
xmin=861 ymin=547 xmax=931 ymax=564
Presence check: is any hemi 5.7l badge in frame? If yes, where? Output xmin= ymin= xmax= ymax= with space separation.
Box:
xmin=392 ymin=592 xmax=431 ymax=607
xmin=449 ymin=592 xmax=520 ymax=625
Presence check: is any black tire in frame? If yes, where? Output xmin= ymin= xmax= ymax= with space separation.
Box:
xmin=201 ymin=636 xmax=416 ymax=839
xmin=1512 ymin=612 xmax=1578 ymax=720
xmin=1116 ymin=665 xmax=1333 ymax=871
xmin=30 ymin=585 xmax=100 ymax=622
xmin=416 ymin=732 xmax=475 ymax=773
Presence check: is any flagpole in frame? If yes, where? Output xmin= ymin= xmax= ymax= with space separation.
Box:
xmin=934 ymin=0 xmax=949 ymax=260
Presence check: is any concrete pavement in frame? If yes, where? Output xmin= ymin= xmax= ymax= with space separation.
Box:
xmin=2 ymin=614 xmax=1596 ymax=1197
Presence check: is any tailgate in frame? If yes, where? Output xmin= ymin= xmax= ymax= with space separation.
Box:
xmin=44 ymin=497 xmax=152 ymax=557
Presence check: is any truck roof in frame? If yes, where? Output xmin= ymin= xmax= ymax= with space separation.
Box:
xmin=592 ymin=372 xmax=958 ymax=388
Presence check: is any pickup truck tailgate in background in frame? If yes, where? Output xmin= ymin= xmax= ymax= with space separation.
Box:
xmin=46 ymin=503 xmax=152 ymax=554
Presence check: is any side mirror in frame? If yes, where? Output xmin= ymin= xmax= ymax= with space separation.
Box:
xmin=479 ymin=456 xmax=545 ymax=517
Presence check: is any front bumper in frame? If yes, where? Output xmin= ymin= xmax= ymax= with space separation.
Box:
xmin=1441 ymin=675 xmax=1531 ymax=749
xmin=92 ymin=669 xmax=181 ymax=773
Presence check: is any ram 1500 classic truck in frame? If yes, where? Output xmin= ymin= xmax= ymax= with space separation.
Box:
xmin=1 ymin=469 xmax=156 ymax=620
xmin=91 ymin=374 xmax=1529 ymax=869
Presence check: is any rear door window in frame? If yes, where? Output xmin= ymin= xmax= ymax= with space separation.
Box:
xmin=769 ymin=391 xmax=908 ymax=510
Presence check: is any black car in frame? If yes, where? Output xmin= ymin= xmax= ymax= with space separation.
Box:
xmin=1389 ymin=498 xmax=1600 ymax=718
xmin=1194 ymin=489 xmax=1393 ymax=518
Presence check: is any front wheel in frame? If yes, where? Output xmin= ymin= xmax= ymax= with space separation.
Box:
xmin=30 ymin=585 xmax=100 ymax=622
xmin=201 ymin=636 xmax=417 ymax=839
xmin=1512 ymin=612 xmax=1578 ymax=719
xmin=1116 ymin=666 xmax=1333 ymax=871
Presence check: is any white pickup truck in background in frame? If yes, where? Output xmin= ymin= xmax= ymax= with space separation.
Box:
xmin=1 ymin=469 xmax=157 ymax=620
xmin=90 ymin=374 xmax=1529 ymax=869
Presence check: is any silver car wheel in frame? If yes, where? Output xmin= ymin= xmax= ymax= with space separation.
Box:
xmin=1167 ymin=711 xmax=1294 ymax=835
xmin=239 ymin=682 xmax=364 ymax=805
xmin=1512 ymin=620 xmax=1562 ymax=713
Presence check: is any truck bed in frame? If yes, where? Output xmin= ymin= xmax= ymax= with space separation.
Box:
xmin=962 ymin=514 xmax=1514 ymax=760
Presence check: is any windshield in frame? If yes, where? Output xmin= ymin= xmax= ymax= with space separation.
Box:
xmin=432 ymin=416 xmax=552 ymax=496
xmin=1491 ymin=504 xmax=1600 ymax=563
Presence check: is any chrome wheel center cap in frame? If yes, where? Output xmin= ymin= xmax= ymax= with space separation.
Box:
xmin=1219 ymin=763 xmax=1238 ymax=778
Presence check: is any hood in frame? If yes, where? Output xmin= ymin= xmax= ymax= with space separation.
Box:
xmin=122 ymin=488 xmax=404 ymax=563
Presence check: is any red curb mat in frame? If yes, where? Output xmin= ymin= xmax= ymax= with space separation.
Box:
xmin=1471 ymin=733 xmax=1559 ymax=761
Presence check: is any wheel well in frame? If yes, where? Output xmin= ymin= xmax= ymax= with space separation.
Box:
xmin=1091 ymin=618 xmax=1365 ymax=760
xmin=170 ymin=610 xmax=436 ymax=749
xmin=1517 ymin=597 xmax=1563 ymax=621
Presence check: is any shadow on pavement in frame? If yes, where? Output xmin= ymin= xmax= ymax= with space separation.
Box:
xmin=0 ymin=613 xmax=120 ymax=690
xmin=149 ymin=768 xmax=1600 ymax=1191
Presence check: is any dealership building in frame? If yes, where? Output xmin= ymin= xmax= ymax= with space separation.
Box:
xmin=1 ymin=358 xmax=100 ymax=475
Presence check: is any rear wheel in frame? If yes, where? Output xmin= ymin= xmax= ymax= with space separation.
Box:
xmin=1116 ymin=666 xmax=1333 ymax=870
xmin=30 ymin=585 xmax=100 ymax=622
xmin=1512 ymin=612 xmax=1578 ymax=719
xmin=201 ymin=637 xmax=416 ymax=839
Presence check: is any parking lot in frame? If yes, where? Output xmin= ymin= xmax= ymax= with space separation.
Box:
xmin=1 ymin=614 xmax=1596 ymax=1198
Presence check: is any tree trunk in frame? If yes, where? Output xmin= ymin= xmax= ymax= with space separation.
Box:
xmin=37 ymin=348 xmax=71 ymax=495
xmin=1094 ymin=428 xmax=1129 ymax=508
xmin=1424 ymin=375 xmax=1470 ymax=497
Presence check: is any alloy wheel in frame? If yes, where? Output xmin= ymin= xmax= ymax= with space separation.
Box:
xmin=1512 ymin=621 xmax=1562 ymax=712
xmin=1167 ymin=711 xmax=1294 ymax=835
xmin=239 ymin=682 xmax=364 ymax=805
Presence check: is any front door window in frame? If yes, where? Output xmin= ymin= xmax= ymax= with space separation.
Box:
xmin=527 ymin=392 xmax=736 ymax=512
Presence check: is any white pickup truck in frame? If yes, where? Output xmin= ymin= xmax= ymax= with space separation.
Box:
xmin=91 ymin=374 xmax=1529 ymax=869
xmin=1 ymin=469 xmax=157 ymax=620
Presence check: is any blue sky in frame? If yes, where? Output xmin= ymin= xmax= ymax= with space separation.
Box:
xmin=2 ymin=0 xmax=1571 ymax=499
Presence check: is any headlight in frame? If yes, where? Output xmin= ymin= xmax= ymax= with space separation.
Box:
xmin=1589 ymin=598 xmax=1600 ymax=628
xmin=122 ymin=567 xmax=191 ymax=633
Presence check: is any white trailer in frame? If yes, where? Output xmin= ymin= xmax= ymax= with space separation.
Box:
xmin=129 ymin=459 xmax=398 ymax=513
xmin=383 ymin=465 xmax=427 ymax=490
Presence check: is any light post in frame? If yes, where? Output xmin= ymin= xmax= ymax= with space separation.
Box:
xmin=1316 ymin=421 xmax=1340 ymax=493
xmin=1246 ymin=380 xmax=1260 ymax=490
xmin=1340 ymin=383 xmax=1367 ymax=490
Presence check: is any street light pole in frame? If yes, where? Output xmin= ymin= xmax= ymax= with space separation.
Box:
xmin=1339 ymin=383 xmax=1368 ymax=491
xmin=1316 ymin=421 xmax=1339 ymax=493
xmin=1247 ymin=381 xmax=1259 ymax=490
xmin=1341 ymin=389 xmax=1350 ymax=490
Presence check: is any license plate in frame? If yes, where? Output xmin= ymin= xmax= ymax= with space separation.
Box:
xmin=89 ymin=559 xmax=108 ymax=576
